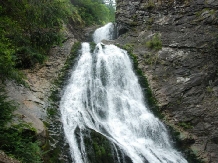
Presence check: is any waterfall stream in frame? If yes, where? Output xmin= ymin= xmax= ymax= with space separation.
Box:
xmin=60 ymin=23 xmax=188 ymax=163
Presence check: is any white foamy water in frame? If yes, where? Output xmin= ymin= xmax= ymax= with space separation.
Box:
xmin=93 ymin=22 xmax=114 ymax=43
xmin=60 ymin=23 xmax=188 ymax=163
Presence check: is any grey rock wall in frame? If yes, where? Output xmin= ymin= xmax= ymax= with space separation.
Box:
xmin=115 ymin=0 xmax=218 ymax=162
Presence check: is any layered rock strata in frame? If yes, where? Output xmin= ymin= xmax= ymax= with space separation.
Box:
xmin=115 ymin=0 xmax=218 ymax=162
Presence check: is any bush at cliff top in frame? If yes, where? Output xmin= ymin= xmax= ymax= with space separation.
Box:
xmin=71 ymin=0 xmax=115 ymax=25
xmin=146 ymin=33 xmax=162 ymax=51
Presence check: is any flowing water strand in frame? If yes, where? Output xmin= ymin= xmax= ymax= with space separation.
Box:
xmin=93 ymin=22 xmax=114 ymax=44
xmin=60 ymin=23 xmax=188 ymax=163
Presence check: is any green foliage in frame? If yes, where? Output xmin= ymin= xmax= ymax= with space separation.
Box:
xmin=84 ymin=129 xmax=114 ymax=163
xmin=47 ymin=107 xmax=58 ymax=118
xmin=0 ymin=18 xmax=23 ymax=82
xmin=0 ymin=0 xmax=82 ymax=81
xmin=55 ymin=42 xmax=81 ymax=84
xmin=15 ymin=46 xmax=46 ymax=69
xmin=93 ymin=142 xmax=106 ymax=157
xmin=0 ymin=87 xmax=42 ymax=162
xmin=72 ymin=0 xmax=115 ymax=25
xmin=123 ymin=44 xmax=134 ymax=53
xmin=0 ymin=87 xmax=16 ymax=128
xmin=206 ymin=86 xmax=213 ymax=93
xmin=108 ymin=6 xmax=116 ymax=22
xmin=146 ymin=17 xmax=154 ymax=25
xmin=146 ymin=33 xmax=162 ymax=51
xmin=144 ymin=0 xmax=155 ymax=9
xmin=0 ymin=124 xmax=42 ymax=163
xmin=0 ymin=0 xmax=114 ymax=81
xmin=90 ymin=42 xmax=97 ymax=52
xmin=196 ymin=8 xmax=215 ymax=18
xmin=143 ymin=52 xmax=159 ymax=66
xmin=178 ymin=122 xmax=193 ymax=129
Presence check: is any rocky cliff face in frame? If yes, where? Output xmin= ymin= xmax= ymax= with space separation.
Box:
xmin=6 ymin=26 xmax=77 ymax=136
xmin=115 ymin=0 xmax=218 ymax=162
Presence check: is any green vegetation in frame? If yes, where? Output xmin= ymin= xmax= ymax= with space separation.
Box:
xmin=0 ymin=0 xmax=115 ymax=82
xmin=72 ymin=0 xmax=115 ymax=25
xmin=144 ymin=0 xmax=155 ymax=9
xmin=0 ymin=1 xmax=80 ymax=160
xmin=178 ymin=122 xmax=193 ymax=129
xmin=206 ymin=86 xmax=213 ymax=93
xmin=143 ymin=52 xmax=159 ymax=65
xmin=123 ymin=43 xmax=134 ymax=53
xmin=52 ymin=42 xmax=81 ymax=87
xmin=0 ymin=87 xmax=16 ymax=127
xmin=167 ymin=125 xmax=203 ymax=163
xmin=0 ymin=124 xmax=42 ymax=163
xmin=90 ymin=42 xmax=97 ymax=52
xmin=146 ymin=33 xmax=162 ymax=50
xmin=0 ymin=86 xmax=42 ymax=162
xmin=1 ymin=0 xmax=78 ymax=72
xmin=84 ymin=129 xmax=114 ymax=163
xmin=196 ymin=8 xmax=215 ymax=17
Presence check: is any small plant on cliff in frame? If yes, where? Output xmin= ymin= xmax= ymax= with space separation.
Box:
xmin=178 ymin=122 xmax=193 ymax=129
xmin=145 ymin=33 xmax=162 ymax=51
xmin=206 ymin=86 xmax=213 ymax=93
xmin=123 ymin=43 xmax=134 ymax=53
xmin=144 ymin=0 xmax=155 ymax=9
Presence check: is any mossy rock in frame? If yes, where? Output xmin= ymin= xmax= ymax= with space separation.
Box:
xmin=75 ymin=127 xmax=132 ymax=163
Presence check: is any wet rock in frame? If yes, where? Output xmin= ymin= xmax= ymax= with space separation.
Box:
xmin=75 ymin=128 xmax=133 ymax=163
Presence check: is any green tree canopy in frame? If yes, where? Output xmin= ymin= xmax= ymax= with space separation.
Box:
xmin=0 ymin=0 xmax=115 ymax=81
xmin=71 ymin=0 xmax=115 ymax=25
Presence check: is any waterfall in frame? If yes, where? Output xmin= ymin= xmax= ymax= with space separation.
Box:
xmin=60 ymin=23 xmax=188 ymax=163
xmin=93 ymin=23 xmax=115 ymax=44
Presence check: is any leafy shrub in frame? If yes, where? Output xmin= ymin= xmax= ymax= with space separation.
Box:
xmin=123 ymin=44 xmax=135 ymax=53
xmin=178 ymin=122 xmax=193 ymax=129
xmin=147 ymin=1 xmax=155 ymax=9
xmin=0 ymin=87 xmax=16 ymax=127
xmin=0 ymin=17 xmax=23 ymax=81
xmin=146 ymin=33 xmax=162 ymax=50
xmin=15 ymin=46 xmax=46 ymax=69
xmin=0 ymin=125 xmax=42 ymax=163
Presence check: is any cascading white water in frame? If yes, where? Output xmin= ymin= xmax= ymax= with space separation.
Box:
xmin=93 ymin=22 xmax=114 ymax=44
xmin=60 ymin=23 xmax=188 ymax=163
